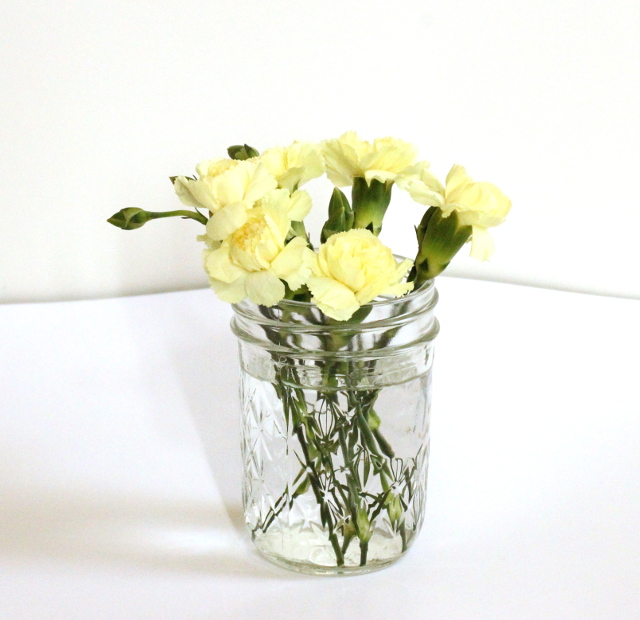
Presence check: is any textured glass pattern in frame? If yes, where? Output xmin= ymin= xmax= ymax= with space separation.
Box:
xmin=234 ymin=281 xmax=438 ymax=575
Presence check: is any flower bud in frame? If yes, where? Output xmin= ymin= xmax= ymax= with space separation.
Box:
xmin=356 ymin=507 xmax=372 ymax=542
xmin=320 ymin=187 xmax=353 ymax=243
xmin=107 ymin=208 xmax=150 ymax=230
xmin=385 ymin=493 xmax=403 ymax=524
xmin=227 ymin=144 xmax=259 ymax=160
xmin=366 ymin=409 xmax=381 ymax=431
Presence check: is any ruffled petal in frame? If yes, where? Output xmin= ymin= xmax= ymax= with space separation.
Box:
xmin=270 ymin=237 xmax=314 ymax=291
xmin=209 ymin=275 xmax=247 ymax=303
xmin=396 ymin=162 xmax=445 ymax=207
xmin=206 ymin=201 xmax=249 ymax=241
xmin=469 ymin=225 xmax=495 ymax=261
xmin=204 ymin=244 xmax=246 ymax=283
xmin=287 ymin=190 xmax=312 ymax=221
xmin=364 ymin=169 xmax=398 ymax=184
xmin=244 ymin=270 xmax=286 ymax=306
xmin=173 ymin=176 xmax=204 ymax=208
xmin=243 ymin=161 xmax=279 ymax=204
xmin=307 ymin=275 xmax=360 ymax=321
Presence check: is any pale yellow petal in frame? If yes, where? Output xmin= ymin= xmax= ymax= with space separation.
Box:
xmin=395 ymin=162 xmax=445 ymax=207
xmin=445 ymin=164 xmax=470 ymax=192
xmin=287 ymin=190 xmax=312 ymax=221
xmin=262 ymin=203 xmax=291 ymax=243
xmin=196 ymin=158 xmax=239 ymax=178
xmin=244 ymin=271 xmax=286 ymax=306
xmin=209 ymin=275 xmax=247 ymax=303
xmin=184 ymin=177 xmax=220 ymax=211
xmin=469 ymin=225 xmax=495 ymax=261
xmin=259 ymin=148 xmax=287 ymax=179
xmin=204 ymin=244 xmax=247 ymax=283
xmin=363 ymin=169 xmax=398 ymax=184
xmin=173 ymin=176 xmax=204 ymax=208
xmin=385 ymin=280 xmax=414 ymax=297
xmin=270 ymin=237 xmax=314 ymax=290
xmin=307 ymin=275 xmax=360 ymax=320
xmin=210 ymin=163 xmax=250 ymax=206
xmin=243 ymin=161 xmax=279 ymax=204
xmin=361 ymin=138 xmax=417 ymax=177
xmin=261 ymin=142 xmax=324 ymax=191
xmin=286 ymin=142 xmax=325 ymax=187
xmin=197 ymin=235 xmax=222 ymax=251
xmin=322 ymin=132 xmax=364 ymax=187
xmin=206 ymin=201 xmax=249 ymax=241
xmin=174 ymin=176 xmax=220 ymax=211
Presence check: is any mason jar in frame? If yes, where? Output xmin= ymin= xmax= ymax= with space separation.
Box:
xmin=231 ymin=279 xmax=439 ymax=575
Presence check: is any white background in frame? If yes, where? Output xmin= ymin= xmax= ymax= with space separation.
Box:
xmin=1 ymin=0 xmax=639 ymax=303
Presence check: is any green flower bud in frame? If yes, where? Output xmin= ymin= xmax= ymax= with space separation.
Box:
xmin=321 ymin=187 xmax=353 ymax=243
xmin=107 ymin=208 xmax=150 ymax=230
xmin=366 ymin=408 xmax=381 ymax=431
xmin=227 ymin=144 xmax=259 ymax=160
xmin=385 ymin=493 xmax=403 ymax=523
xmin=342 ymin=519 xmax=357 ymax=539
xmin=411 ymin=207 xmax=472 ymax=284
xmin=351 ymin=177 xmax=392 ymax=236
xmin=107 ymin=207 xmax=208 ymax=230
xmin=356 ymin=507 xmax=372 ymax=542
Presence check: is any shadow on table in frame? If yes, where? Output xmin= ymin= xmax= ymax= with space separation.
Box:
xmin=162 ymin=305 xmax=246 ymax=537
xmin=0 ymin=490 xmax=289 ymax=579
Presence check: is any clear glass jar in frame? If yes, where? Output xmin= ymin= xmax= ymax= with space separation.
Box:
xmin=231 ymin=280 xmax=439 ymax=575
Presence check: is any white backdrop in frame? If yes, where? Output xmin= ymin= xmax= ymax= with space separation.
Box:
xmin=1 ymin=0 xmax=639 ymax=303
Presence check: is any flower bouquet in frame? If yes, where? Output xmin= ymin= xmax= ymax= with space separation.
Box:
xmin=108 ymin=132 xmax=511 ymax=575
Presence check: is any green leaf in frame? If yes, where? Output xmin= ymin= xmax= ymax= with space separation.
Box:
xmin=363 ymin=455 xmax=371 ymax=486
xmin=292 ymin=476 xmax=311 ymax=498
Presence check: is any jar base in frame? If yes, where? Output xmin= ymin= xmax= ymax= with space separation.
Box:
xmin=250 ymin=524 xmax=410 ymax=576
xmin=255 ymin=547 xmax=405 ymax=576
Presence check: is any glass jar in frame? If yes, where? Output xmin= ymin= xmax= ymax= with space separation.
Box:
xmin=231 ymin=279 xmax=439 ymax=575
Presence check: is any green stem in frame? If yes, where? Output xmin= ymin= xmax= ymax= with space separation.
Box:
xmin=147 ymin=209 xmax=208 ymax=225
xmin=294 ymin=424 xmax=344 ymax=566
xmin=360 ymin=540 xmax=368 ymax=566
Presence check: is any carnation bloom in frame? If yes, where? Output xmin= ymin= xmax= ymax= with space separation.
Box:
xmin=322 ymin=131 xmax=444 ymax=208
xmin=307 ymin=229 xmax=413 ymax=321
xmin=441 ymin=165 xmax=512 ymax=260
xmin=205 ymin=186 xmax=312 ymax=242
xmin=323 ymin=131 xmax=416 ymax=186
xmin=174 ymin=159 xmax=277 ymax=235
xmin=204 ymin=204 xmax=314 ymax=306
xmin=260 ymin=141 xmax=325 ymax=192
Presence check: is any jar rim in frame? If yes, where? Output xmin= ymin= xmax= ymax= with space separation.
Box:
xmin=231 ymin=275 xmax=438 ymax=338
xmin=269 ymin=277 xmax=435 ymax=313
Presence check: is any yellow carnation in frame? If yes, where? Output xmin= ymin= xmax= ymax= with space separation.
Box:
xmin=441 ymin=165 xmax=512 ymax=260
xmin=322 ymin=131 xmax=444 ymax=209
xmin=307 ymin=229 xmax=413 ymax=321
xmin=205 ymin=187 xmax=312 ymax=242
xmin=204 ymin=204 xmax=314 ymax=306
xmin=322 ymin=131 xmax=417 ymax=186
xmin=260 ymin=141 xmax=325 ymax=192
xmin=174 ymin=159 xmax=278 ymax=240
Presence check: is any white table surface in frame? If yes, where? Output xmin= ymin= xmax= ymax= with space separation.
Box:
xmin=1 ymin=277 xmax=639 ymax=620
